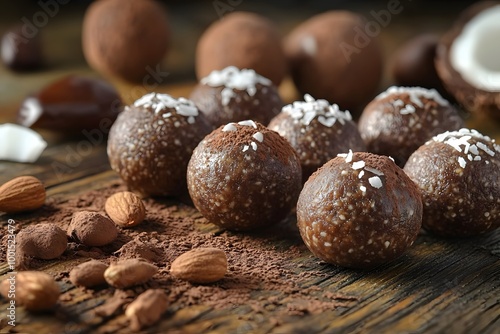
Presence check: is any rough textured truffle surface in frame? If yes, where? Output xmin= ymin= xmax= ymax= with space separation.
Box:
xmin=358 ymin=86 xmax=464 ymax=166
xmin=284 ymin=11 xmax=383 ymax=113
xmin=435 ymin=1 xmax=500 ymax=121
xmin=196 ymin=12 xmax=287 ymax=86
xmin=269 ymin=94 xmax=366 ymax=182
xmin=190 ymin=67 xmax=283 ymax=128
xmin=107 ymin=93 xmax=212 ymax=197
xmin=297 ymin=151 xmax=422 ymax=269
xmin=82 ymin=0 xmax=169 ymax=82
xmin=404 ymin=128 xmax=500 ymax=237
xmin=187 ymin=120 xmax=302 ymax=231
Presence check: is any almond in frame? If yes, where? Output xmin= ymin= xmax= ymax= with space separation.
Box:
xmin=69 ymin=260 xmax=108 ymax=288
xmin=0 ymin=176 xmax=46 ymax=213
xmin=170 ymin=247 xmax=227 ymax=284
xmin=104 ymin=259 xmax=157 ymax=289
xmin=0 ymin=271 xmax=60 ymax=311
xmin=105 ymin=191 xmax=146 ymax=228
xmin=125 ymin=289 xmax=168 ymax=331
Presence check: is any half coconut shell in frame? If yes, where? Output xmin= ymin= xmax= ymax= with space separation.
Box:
xmin=436 ymin=1 xmax=500 ymax=121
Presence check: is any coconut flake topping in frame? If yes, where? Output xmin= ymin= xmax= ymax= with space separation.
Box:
xmin=134 ymin=93 xmax=200 ymax=124
xmin=376 ymin=86 xmax=449 ymax=115
xmin=337 ymin=150 xmax=386 ymax=190
xmin=201 ymin=66 xmax=272 ymax=106
xmin=282 ymin=94 xmax=352 ymax=127
xmin=432 ymin=128 xmax=500 ymax=168
xmin=222 ymin=120 xmax=264 ymax=152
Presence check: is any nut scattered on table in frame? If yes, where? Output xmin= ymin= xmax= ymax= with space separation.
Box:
xmin=68 ymin=211 xmax=119 ymax=247
xmin=125 ymin=289 xmax=169 ymax=331
xmin=15 ymin=223 xmax=68 ymax=269
xmin=0 ymin=271 xmax=60 ymax=311
xmin=170 ymin=248 xmax=228 ymax=284
xmin=69 ymin=260 xmax=109 ymax=288
xmin=0 ymin=175 xmax=46 ymax=213
xmin=105 ymin=191 xmax=146 ymax=228
xmin=104 ymin=259 xmax=158 ymax=289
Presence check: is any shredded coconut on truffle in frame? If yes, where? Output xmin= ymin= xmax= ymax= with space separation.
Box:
xmin=376 ymin=86 xmax=449 ymax=115
xmin=133 ymin=93 xmax=200 ymax=124
xmin=282 ymin=94 xmax=352 ymax=127
xmin=201 ymin=66 xmax=272 ymax=106
xmin=222 ymin=120 xmax=264 ymax=152
xmin=431 ymin=128 xmax=500 ymax=168
xmin=337 ymin=150 xmax=386 ymax=190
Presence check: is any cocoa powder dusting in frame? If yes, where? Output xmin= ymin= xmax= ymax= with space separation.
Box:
xmin=0 ymin=182 xmax=357 ymax=331
xmin=207 ymin=122 xmax=299 ymax=164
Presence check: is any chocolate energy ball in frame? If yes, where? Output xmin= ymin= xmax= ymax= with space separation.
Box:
xmin=284 ymin=11 xmax=383 ymax=113
xmin=82 ymin=0 xmax=169 ymax=82
xmin=187 ymin=120 xmax=302 ymax=231
xmin=404 ymin=128 xmax=500 ymax=237
xmin=190 ymin=66 xmax=283 ymax=128
xmin=358 ymin=86 xmax=464 ymax=166
xmin=391 ymin=34 xmax=444 ymax=90
xmin=107 ymin=93 xmax=212 ymax=197
xmin=297 ymin=151 xmax=422 ymax=269
xmin=268 ymin=94 xmax=366 ymax=182
xmin=196 ymin=12 xmax=287 ymax=86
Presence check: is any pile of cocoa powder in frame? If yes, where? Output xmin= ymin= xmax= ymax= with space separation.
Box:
xmin=0 ymin=182 xmax=357 ymax=331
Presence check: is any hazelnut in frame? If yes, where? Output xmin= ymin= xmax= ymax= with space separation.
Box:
xmin=15 ymin=223 xmax=67 ymax=269
xmin=68 ymin=211 xmax=118 ymax=247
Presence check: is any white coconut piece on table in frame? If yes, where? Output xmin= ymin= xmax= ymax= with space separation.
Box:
xmin=0 ymin=123 xmax=47 ymax=163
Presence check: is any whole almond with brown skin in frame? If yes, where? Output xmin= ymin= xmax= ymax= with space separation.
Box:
xmin=104 ymin=259 xmax=157 ymax=289
xmin=0 ymin=271 xmax=60 ymax=311
xmin=0 ymin=176 xmax=46 ymax=213
xmin=125 ymin=289 xmax=169 ymax=331
xmin=69 ymin=260 xmax=108 ymax=288
xmin=105 ymin=191 xmax=145 ymax=228
xmin=170 ymin=248 xmax=227 ymax=284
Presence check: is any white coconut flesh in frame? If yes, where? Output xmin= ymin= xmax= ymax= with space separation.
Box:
xmin=450 ymin=5 xmax=500 ymax=92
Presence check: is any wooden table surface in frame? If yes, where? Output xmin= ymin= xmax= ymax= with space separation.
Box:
xmin=0 ymin=1 xmax=499 ymax=333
